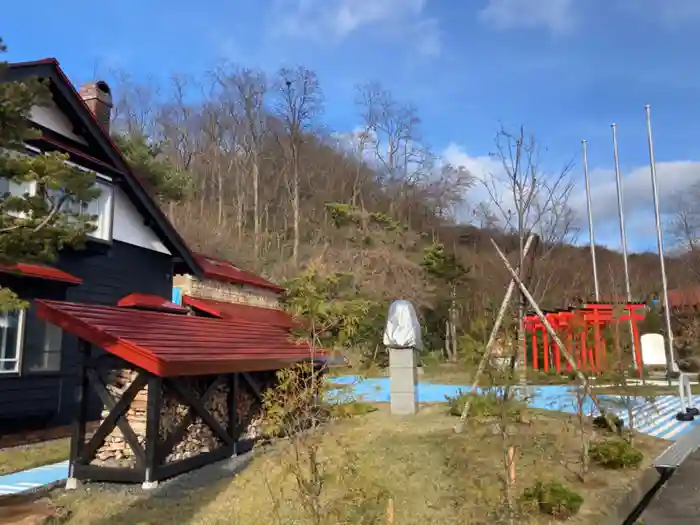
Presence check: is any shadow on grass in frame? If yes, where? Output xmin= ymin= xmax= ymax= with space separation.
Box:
xmin=62 ymin=440 xmax=256 ymax=525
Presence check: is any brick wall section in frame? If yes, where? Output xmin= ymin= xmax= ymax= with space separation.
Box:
xmin=173 ymin=274 xmax=282 ymax=309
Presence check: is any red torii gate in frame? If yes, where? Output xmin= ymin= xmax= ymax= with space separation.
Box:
xmin=523 ymin=303 xmax=646 ymax=376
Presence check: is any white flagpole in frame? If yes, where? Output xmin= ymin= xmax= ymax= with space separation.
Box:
xmin=645 ymin=104 xmax=676 ymax=375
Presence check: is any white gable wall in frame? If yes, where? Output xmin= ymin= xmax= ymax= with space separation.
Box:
xmin=30 ymin=102 xmax=87 ymax=145
xmin=26 ymin=100 xmax=171 ymax=256
xmin=112 ymin=186 xmax=171 ymax=255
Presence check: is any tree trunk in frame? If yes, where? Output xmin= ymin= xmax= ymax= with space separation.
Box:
xmin=449 ymin=283 xmax=458 ymax=362
xmin=217 ymin=169 xmax=224 ymax=227
xmin=517 ymin=231 xmax=527 ymax=388
xmin=292 ymin=145 xmax=300 ymax=267
xmin=253 ymin=154 xmax=260 ymax=257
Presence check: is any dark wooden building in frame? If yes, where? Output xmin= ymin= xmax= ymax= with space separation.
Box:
xmin=0 ymin=58 xmax=201 ymax=432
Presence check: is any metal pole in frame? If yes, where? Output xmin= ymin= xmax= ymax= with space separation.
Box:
xmin=611 ymin=123 xmax=638 ymax=369
xmin=582 ymin=140 xmax=600 ymax=301
xmin=645 ymin=104 xmax=676 ymax=375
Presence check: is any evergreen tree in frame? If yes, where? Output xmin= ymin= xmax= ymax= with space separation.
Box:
xmin=421 ymin=242 xmax=468 ymax=361
xmin=112 ymin=133 xmax=191 ymax=203
xmin=0 ymin=38 xmax=100 ymax=310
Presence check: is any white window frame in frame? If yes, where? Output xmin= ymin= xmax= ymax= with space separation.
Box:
xmin=0 ymin=307 xmax=64 ymax=375
xmin=55 ymin=180 xmax=114 ymax=242
xmin=2 ymin=146 xmax=115 ymax=243
xmin=27 ymin=318 xmax=63 ymax=373
xmin=0 ymin=309 xmax=26 ymax=374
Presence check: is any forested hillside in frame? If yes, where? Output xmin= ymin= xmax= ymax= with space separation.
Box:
xmin=107 ymin=63 xmax=698 ymax=359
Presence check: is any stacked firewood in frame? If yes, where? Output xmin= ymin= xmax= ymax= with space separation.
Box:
xmin=92 ymin=369 xmax=148 ymax=468
xmin=160 ymin=380 xmax=228 ymax=463
xmin=91 ymin=370 xmax=270 ymax=468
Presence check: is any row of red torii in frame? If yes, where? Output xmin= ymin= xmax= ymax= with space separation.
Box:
xmin=523 ymin=303 xmax=647 ymax=377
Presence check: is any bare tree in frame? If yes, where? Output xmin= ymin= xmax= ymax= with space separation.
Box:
xmin=275 ymin=67 xmax=323 ymax=267
xmin=210 ymin=65 xmax=269 ymax=254
xmin=668 ymin=183 xmax=700 ymax=254
xmin=482 ymin=125 xmax=577 ymax=386
xmin=355 ymin=84 xmax=430 ymax=207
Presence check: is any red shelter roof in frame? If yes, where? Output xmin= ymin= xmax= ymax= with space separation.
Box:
xmin=35 ymin=300 xmax=320 ymax=377
xmin=0 ymin=263 xmax=82 ymax=285
xmin=182 ymin=296 xmax=297 ymax=329
xmin=117 ymin=293 xmax=189 ymax=314
xmin=193 ymin=253 xmax=284 ymax=293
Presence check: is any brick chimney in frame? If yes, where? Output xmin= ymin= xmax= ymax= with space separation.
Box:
xmin=79 ymin=80 xmax=113 ymax=133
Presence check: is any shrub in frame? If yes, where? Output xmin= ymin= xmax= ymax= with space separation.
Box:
xmin=330 ymin=402 xmax=378 ymax=418
xmin=593 ymin=412 xmax=624 ymax=434
xmin=590 ymin=438 xmax=644 ymax=469
xmin=445 ymin=390 xmax=526 ymax=418
xmin=522 ymin=479 xmax=583 ymax=519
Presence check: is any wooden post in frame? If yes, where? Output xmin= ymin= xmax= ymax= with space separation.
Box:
xmin=542 ymin=330 xmax=549 ymax=373
xmin=531 ymin=325 xmax=538 ymax=370
xmin=600 ymin=325 xmax=608 ymax=370
xmin=386 ymin=498 xmax=395 ymax=524
xmin=453 ymin=234 xmax=537 ymax=433
xmin=593 ymin=310 xmax=600 ymax=373
xmin=631 ymin=316 xmax=643 ymax=376
xmin=507 ymin=445 xmax=516 ymax=485
xmin=144 ymin=375 xmax=162 ymax=489
xmin=66 ymin=339 xmax=91 ymax=490
xmin=228 ymin=373 xmax=239 ymax=456
xmin=522 ymin=325 xmax=528 ymax=371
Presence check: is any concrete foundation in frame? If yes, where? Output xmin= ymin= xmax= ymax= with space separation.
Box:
xmin=389 ymin=347 xmax=418 ymax=415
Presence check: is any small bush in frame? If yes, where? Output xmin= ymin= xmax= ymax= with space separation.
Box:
xmin=445 ymin=390 xmax=526 ymax=418
xmin=593 ymin=412 xmax=624 ymax=434
xmin=522 ymin=479 xmax=583 ymax=519
xmin=590 ymin=438 xmax=644 ymax=469
xmin=531 ymin=370 xmax=570 ymax=385
xmin=330 ymin=402 xmax=378 ymax=418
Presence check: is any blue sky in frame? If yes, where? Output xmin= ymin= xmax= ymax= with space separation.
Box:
xmin=4 ymin=0 xmax=700 ymax=252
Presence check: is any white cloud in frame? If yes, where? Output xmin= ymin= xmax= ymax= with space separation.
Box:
xmin=478 ymin=0 xmax=576 ymax=35
xmin=441 ymin=142 xmax=700 ymax=249
xmin=575 ymin=161 xmax=700 ymax=224
xmin=271 ymin=0 xmax=441 ymax=57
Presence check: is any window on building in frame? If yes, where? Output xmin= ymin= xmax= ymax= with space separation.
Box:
xmin=0 ymin=176 xmax=36 ymax=218
xmin=87 ymin=181 xmax=114 ymax=242
xmin=48 ymin=179 xmax=114 ymax=243
xmin=0 ymin=305 xmax=63 ymax=375
xmin=0 ymin=310 xmax=25 ymax=374
xmin=22 ymin=305 xmax=63 ymax=373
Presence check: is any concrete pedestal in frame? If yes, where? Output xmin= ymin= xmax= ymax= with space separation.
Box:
xmin=389 ymin=346 xmax=418 ymax=415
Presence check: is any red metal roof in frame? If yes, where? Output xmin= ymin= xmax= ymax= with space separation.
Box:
xmin=35 ymin=299 xmax=320 ymax=377
xmin=668 ymin=288 xmax=700 ymax=309
xmin=194 ymin=253 xmax=284 ymax=293
xmin=117 ymin=293 xmax=188 ymax=314
xmin=182 ymin=296 xmax=298 ymax=328
xmin=0 ymin=263 xmax=82 ymax=285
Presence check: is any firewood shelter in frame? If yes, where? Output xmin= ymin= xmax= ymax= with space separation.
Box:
xmin=34 ymin=298 xmax=321 ymax=489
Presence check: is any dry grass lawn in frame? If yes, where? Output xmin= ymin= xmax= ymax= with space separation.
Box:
xmin=50 ymin=405 xmax=667 ymax=525
xmin=0 ymin=438 xmax=69 ymax=475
